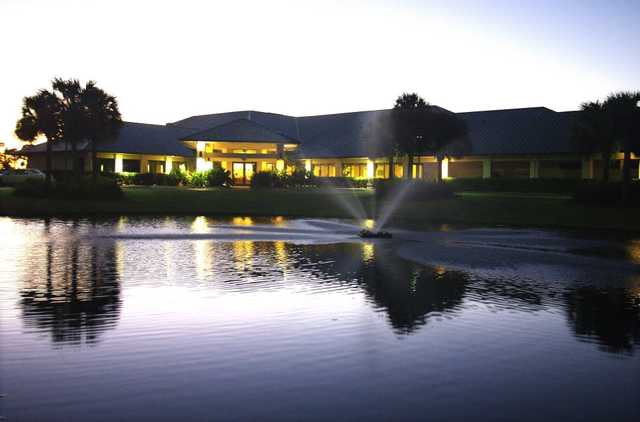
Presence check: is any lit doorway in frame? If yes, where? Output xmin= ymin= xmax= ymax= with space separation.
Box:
xmin=232 ymin=162 xmax=256 ymax=185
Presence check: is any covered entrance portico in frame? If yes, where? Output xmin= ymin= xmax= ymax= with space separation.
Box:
xmin=180 ymin=118 xmax=300 ymax=184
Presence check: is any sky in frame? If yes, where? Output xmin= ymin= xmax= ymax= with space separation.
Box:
xmin=1 ymin=0 xmax=638 ymax=148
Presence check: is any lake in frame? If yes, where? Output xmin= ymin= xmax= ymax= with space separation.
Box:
xmin=1 ymin=216 xmax=639 ymax=421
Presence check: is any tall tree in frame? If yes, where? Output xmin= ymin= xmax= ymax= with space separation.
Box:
xmin=82 ymin=83 xmax=123 ymax=179
xmin=15 ymin=89 xmax=63 ymax=189
xmin=392 ymin=93 xmax=468 ymax=182
xmin=52 ymin=78 xmax=87 ymax=176
xmin=604 ymin=91 xmax=640 ymax=202
xmin=572 ymin=101 xmax=615 ymax=182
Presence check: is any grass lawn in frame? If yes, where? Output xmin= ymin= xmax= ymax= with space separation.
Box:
xmin=0 ymin=186 xmax=636 ymax=231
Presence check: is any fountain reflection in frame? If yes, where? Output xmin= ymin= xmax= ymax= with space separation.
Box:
xmin=19 ymin=239 xmax=121 ymax=346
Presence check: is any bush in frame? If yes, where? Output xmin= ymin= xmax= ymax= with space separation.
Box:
xmin=444 ymin=178 xmax=586 ymax=194
xmin=187 ymin=171 xmax=206 ymax=188
xmin=573 ymin=182 xmax=640 ymax=206
xmin=14 ymin=177 xmax=123 ymax=200
xmin=251 ymin=171 xmax=283 ymax=189
xmin=285 ymin=169 xmax=315 ymax=188
xmin=206 ymin=166 xmax=232 ymax=187
xmin=314 ymin=177 xmax=371 ymax=188
xmin=375 ymin=179 xmax=454 ymax=202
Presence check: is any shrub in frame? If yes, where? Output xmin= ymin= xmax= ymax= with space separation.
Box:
xmin=573 ymin=182 xmax=640 ymax=206
xmin=14 ymin=177 xmax=123 ymax=200
xmin=314 ymin=177 xmax=370 ymax=188
xmin=444 ymin=178 xmax=586 ymax=194
xmin=375 ymin=179 xmax=454 ymax=202
xmin=251 ymin=171 xmax=283 ymax=189
xmin=188 ymin=171 xmax=209 ymax=188
xmin=285 ymin=169 xmax=315 ymax=188
xmin=206 ymin=166 xmax=232 ymax=187
xmin=168 ymin=168 xmax=188 ymax=186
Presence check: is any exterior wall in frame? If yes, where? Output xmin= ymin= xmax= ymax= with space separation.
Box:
xmin=449 ymin=161 xmax=483 ymax=178
xmin=26 ymin=151 xmax=195 ymax=174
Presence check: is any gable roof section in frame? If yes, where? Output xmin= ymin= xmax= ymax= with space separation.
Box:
xmin=172 ymin=110 xmax=299 ymax=138
xmin=181 ymin=118 xmax=300 ymax=143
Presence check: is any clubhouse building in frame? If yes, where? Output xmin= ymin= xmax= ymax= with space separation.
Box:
xmin=19 ymin=107 xmax=637 ymax=185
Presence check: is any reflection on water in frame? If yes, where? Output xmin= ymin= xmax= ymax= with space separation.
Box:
xmin=1 ymin=217 xmax=639 ymax=421
xmin=19 ymin=240 xmax=121 ymax=346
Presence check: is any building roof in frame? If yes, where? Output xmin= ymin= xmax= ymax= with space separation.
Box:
xmin=181 ymin=118 xmax=299 ymax=143
xmin=21 ymin=122 xmax=196 ymax=157
xmin=457 ymin=107 xmax=578 ymax=156
xmin=19 ymin=107 xmax=582 ymax=159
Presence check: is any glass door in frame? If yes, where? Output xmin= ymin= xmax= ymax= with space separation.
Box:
xmin=232 ymin=162 xmax=257 ymax=185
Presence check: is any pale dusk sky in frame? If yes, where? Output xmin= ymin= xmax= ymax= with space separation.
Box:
xmin=1 ymin=0 xmax=638 ymax=148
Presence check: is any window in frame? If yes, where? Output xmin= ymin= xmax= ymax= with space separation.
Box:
xmin=343 ymin=163 xmax=367 ymax=178
xmin=375 ymin=163 xmax=389 ymax=179
xmin=312 ymin=163 xmax=336 ymax=177
xmin=97 ymin=158 xmax=115 ymax=173
xmin=412 ymin=164 xmax=423 ymax=179
xmin=122 ymin=159 xmax=141 ymax=173
xmin=148 ymin=160 xmax=165 ymax=174
xmin=394 ymin=164 xmax=404 ymax=178
xmin=262 ymin=162 xmax=275 ymax=172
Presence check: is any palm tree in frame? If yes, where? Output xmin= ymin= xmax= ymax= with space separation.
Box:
xmin=52 ymin=78 xmax=86 ymax=176
xmin=82 ymin=82 xmax=122 ymax=179
xmin=572 ymin=101 xmax=616 ymax=182
xmin=15 ymin=89 xmax=62 ymax=189
xmin=392 ymin=93 xmax=468 ymax=182
xmin=604 ymin=91 xmax=640 ymax=202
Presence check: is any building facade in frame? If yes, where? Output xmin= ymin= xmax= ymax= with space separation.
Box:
xmin=19 ymin=107 xmax=638 ymax=184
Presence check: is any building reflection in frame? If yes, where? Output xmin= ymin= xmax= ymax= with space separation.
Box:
xmin=19 ymin=239 xmax=121 ymax=346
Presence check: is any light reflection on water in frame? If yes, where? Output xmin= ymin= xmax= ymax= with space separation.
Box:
xmin=0 ymin=216 xmax=639 ymax=421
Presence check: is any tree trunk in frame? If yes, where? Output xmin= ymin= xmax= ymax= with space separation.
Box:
xmin=601 ymin=149 xmax=610 ymax=183
xmin=92 ymin=138 xmax=98 ymax=180
xmin=622 ymin=149 xmax=631 ymax=205
xmin=437 ymin=156 xmax=443 ymax=183
xmin=71 ymin=140 xmax=79 ymax=178
xmin=45 ymin=140 xmax=52 ymax=191
xmin=389 ymin=155 xmax=395 ymax=180
xmin=407 ymin=154 xmax=413 ymax=179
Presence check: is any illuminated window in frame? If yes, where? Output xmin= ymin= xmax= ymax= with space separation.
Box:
xmin=343 ymin=163 xmax=367 ymax=178
xmin=262 ymin=162 xmax=275 ymax=172
xmin=232 ymin=149 xmax=257 ymax=154
xmin=312 ymin=163 xmax=336 ymax=177
xmin=374 ymin=163 xmax=389 ymax=179
xmin=412 ymin=164 xmax=423 ymax=179
xmin=394 ymin=164 xmax=404 ymax=178
xmin=148 ymin=160 xmax=165 ymax=174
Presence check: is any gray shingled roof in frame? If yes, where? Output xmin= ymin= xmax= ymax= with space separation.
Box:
xmin=21 ymin=122 xmax=196 ymax=157
xmin=20 ymin=107 xmax=581 ymax=159
xmin=458 ymin=107 xmax=578 ymax=156
xmin=181 ymin=118 xmax=299 ymax=143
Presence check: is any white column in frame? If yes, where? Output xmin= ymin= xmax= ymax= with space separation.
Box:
xmin=441 ymin=158 xmax=449 ymax=179
xmin=529 ymin=159 xmax=540 ymax=179
xmin=482 ymin=159 xmax=492 ymax=179
xmin=581 ymin=157 xmax=594 ymax=179
xmin=335 ymin=161 xmax=343 ymax=177
xmin=114 ymin=154 xmax=123 ymax=173
xmin=165 ymin=156 xmax=173 ymax=174
xmin=367 ymin=159 xmax=375 ymax=179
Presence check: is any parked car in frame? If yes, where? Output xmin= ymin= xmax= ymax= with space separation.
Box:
xmin=0 ymin=168 xmax=46 ymax=186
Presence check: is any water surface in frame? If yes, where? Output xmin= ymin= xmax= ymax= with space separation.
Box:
xmin=1 ymin=216 xmax=639 ymax=421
